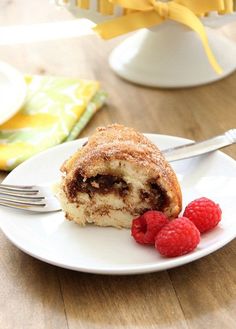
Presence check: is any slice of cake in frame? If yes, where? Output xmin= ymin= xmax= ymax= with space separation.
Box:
xmin=56 ymin=124 xmax=182 ymax=228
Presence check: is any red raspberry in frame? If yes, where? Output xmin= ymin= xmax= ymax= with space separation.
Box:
xmin=183 ymin=197 xmax=222 ymax=233
xmin=131 ymin=211 xmax=169 ymax=245
xmin=155 ymin=217 xmax=200 ymax=257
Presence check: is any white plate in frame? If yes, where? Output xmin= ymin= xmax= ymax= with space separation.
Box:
xmin=0 ymin=61 xmax=26 ymax=125
xmin=0 ymin=134 xmax=236 ymax=275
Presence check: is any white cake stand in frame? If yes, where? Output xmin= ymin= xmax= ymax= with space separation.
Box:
xmin=66 ymin=3 xmax=236 ymax=88
xmin=109 ymin=21 xmax=236 ymax=88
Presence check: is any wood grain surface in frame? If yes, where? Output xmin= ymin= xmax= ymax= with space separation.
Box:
xmin=0 ymin=1 xmax=236 ymax=328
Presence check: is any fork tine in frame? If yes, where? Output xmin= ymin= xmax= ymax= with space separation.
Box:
xmin=0 ymin=184 xmax=39 ymax=196
xmin=0 ymin=184 xmax=39 ymax=195
xmin=0 ymin=196 xmax=46 ymax=207
xmin=0 ymin=183 xmax=34 ymax=189
xmin=0 ymin=200 xmax=46 ymax=212
xmin=0 ymin=183 xmax=37 ymax=190
xmin=0 ymin=191 xmax=44 ymax=200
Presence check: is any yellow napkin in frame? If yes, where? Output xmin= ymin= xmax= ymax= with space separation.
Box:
xmin=0 ymin=75 xmax=107 ymax=171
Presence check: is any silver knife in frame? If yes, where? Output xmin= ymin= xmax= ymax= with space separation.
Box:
xmin=162 ymin=129 xmax=236 ymax=162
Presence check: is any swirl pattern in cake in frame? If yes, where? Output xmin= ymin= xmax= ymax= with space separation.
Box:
xmin=56 ymin=124 xmax=182 ymax=228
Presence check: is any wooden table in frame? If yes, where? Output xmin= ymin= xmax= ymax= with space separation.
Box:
xmin=0 ymin=1 xmax=236 ymax=328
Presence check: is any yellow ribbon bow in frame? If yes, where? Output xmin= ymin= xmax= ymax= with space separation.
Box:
xmin=93 ymin=0 xmax=233 ymax=74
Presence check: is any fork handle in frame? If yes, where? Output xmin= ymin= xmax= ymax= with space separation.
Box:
xmin=162 ymin=129 xmax=236 ymax=162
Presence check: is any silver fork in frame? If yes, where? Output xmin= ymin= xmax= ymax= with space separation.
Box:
xmin=0 ymin=184 xmax=60 ymax=212
xmin=162 ymin=128 xmax=236 ymax=162
xmin=0 ymin=129 xmax=235 ymax=213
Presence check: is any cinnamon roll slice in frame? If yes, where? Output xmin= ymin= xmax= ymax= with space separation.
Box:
xmin=56 ymin=124 xmax=182 ymax=228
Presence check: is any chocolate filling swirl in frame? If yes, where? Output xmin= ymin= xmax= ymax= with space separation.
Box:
xmin=140 ymin=181 xmax=169 ymax=211
xmin=67 ymin=173 xmax=169 ymax=213
xmin=67 ymin=174 xmax=129 ymax=199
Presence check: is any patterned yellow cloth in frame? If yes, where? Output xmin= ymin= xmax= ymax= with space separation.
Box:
xmin=0 ymin=75 xmax=106 ymax=171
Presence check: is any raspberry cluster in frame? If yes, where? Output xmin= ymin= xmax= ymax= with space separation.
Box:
xmin=131 ymin=197 xmax=222 ymax=258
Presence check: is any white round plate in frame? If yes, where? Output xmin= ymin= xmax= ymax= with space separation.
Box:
xmin=0 ymin=61 xmax=26 ymax=125
xmin=0 ymin=134 xmax=236 ymax=275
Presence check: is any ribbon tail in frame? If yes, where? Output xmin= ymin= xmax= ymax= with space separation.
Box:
xmin=174 ymin=0 xmax=225 ymax=16
xmin=93 ymin=11 xmax=164 ymax=39
xmin=168 ymin=2 xmax=223 ymax=74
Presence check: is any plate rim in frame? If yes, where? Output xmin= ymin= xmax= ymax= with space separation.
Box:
xmin=1 ymin=133 xmax=236 ymax=275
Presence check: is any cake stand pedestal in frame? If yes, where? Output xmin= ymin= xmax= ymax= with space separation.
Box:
xmin=109 ymin=22 xmax=236 ymax=88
